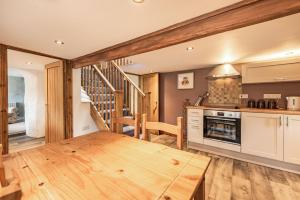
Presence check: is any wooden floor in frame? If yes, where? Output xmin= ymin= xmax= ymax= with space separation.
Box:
xmin=151 ymin=134 xmax=300 ymax=200
xmin=9 ymin=135 xmax=45 ymax=153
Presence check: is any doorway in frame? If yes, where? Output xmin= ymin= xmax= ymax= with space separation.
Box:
xmin=7 ymin=50 xmax=58 ymax=152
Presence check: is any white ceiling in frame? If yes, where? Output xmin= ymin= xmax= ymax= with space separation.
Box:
xmin=125 ymin=13 xmax=300 ymax=74
xmin=0 ymin=0 xmax=240 ymax=59
xmin=8 ymin=50 xmax=58 ymax=71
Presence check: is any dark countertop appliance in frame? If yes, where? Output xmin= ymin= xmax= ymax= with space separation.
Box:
xmin=247 ymin=99 xmax=256 ymax=108
xmin=257 ymin=99 xmax=266 ymax=109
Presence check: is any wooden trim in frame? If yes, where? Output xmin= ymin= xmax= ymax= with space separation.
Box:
xmin=64 ymin=60 xmax=73 ymax=139
xmin=72 ymin=0 xmax=300 ymax=68
xmin=0 ymin=44 xmax=8 ymax=154
xmin=114 ymin=90 xmax=124 ymax=134
xmin=5 ymin=44 xmax=65 ymax=60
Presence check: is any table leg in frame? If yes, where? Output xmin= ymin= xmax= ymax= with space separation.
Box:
xmin=194 ymin=178 xmax=205 ymax=200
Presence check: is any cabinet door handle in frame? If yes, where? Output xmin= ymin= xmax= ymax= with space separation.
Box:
xmin=286 ymin=116 xmax=289 ymax=127
xmin=279 ymin=116 xmax=282 ymax=126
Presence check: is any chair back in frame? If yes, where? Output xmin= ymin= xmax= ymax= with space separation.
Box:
xmin=142 ymin=114 xmax=183 ymax=149
xmin=111 ymin=111 xmax=141 ymax=138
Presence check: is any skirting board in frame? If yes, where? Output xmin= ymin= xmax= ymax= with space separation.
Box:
xmin=188 ymin=141 xmax=300 ymax=174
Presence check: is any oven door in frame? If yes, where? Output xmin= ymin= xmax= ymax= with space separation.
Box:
xmin=204 ymin=116 xmax=241 ymax=144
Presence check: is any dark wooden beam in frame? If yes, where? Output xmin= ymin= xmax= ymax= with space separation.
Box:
xmin=0 ymin=44 xmax=8 ymax=154
xmin=72 ymin=0 xmax=300 ymax=68
xmin=6 ymin=44 xmax=66 ymax=60
xmin=64 ymin=60 xmax=73 ymax=139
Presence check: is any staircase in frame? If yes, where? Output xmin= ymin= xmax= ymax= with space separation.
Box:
xmin=81 ymin=58 xmax=148 ymax=136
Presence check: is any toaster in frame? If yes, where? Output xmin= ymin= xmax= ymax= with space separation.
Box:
xmin=286 ymin=96 xmax=300 ymax=111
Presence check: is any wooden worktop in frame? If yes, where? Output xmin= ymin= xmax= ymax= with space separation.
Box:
xmin=186 ymin=106 xmax=300 ymax=115
xmin=3 ymin=132 xmax=211 ymax=200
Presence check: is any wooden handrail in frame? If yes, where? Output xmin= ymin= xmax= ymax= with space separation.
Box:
xmin=111 ymin=60 xmax=145 ymax=97
xmin=92 ymin=65 xmax=116 ymax=93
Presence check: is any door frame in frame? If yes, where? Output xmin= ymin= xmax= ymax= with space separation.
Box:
xmin=0 ymin=44 xmax=73 ymax=154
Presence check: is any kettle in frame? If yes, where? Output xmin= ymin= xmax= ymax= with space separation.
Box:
xmin=286 ymin=96 xmax=300 ymax=111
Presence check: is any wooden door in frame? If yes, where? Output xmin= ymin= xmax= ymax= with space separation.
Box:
xmin=142 ymin=73 xmax=159 ymax=134
xmin=45 ymin=61 xmax=65 ymax=143
xmin=284 ymin=115 xmax=300 ymax=165
xmin=241 ymin=112 xmax=284 ymax=161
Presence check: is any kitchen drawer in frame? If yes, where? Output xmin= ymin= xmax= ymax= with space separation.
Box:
xmin=188 ymin=116 xmax=203 ymax=125
xmin=188 ymin=109 xmax=203 ymax=117
xmin=188 ymin=124 xmax=203 ymax=144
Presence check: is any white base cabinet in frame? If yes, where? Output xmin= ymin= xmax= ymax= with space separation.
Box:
xmin=187 ymin=109 xmax=203 ymax=144
xmin=284 ymin=115 xmax=300 ymax=165
xmin=241 ymin=112 xmax=284 ymax=161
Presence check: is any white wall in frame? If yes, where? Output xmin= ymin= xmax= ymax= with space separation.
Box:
xmin=72 ymin=69 xmax=99 ymax=137
xmin=127 ymin=74 xmax=140 ymax=114
xmin=8 ymin=68 xmax=45 ymax=138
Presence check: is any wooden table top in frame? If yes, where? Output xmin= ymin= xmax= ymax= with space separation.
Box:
xmin=3 ymin=132 xmax=211 ymax=200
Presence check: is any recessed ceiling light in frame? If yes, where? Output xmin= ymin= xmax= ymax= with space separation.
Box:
xmin=285 ymin=51 xmax=295 ymax=56
xmin=186 ymin=47 xmax=194 ymax=51
xmin=133 ymin=0 xmax=144 ymax=3
xmin=54 ymin=40 xmax=64 ymax=45
xmin=26 ymin=61 xmax=32 ymax=65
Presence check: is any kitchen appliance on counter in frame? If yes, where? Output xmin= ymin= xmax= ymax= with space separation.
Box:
xmin=256 ymin=99 xmax=266 ymax=109
xmin=247 ymin=99 xmax=256 ymax=108
xmin=267 ymin=99 xmax=278 ymax=109
xmin=203 ymin=110 xmax=241 ymax=145
xmin=286 ymin=96 xmax=300 ymax=111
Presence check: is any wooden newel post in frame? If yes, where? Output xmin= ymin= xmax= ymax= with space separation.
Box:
xmin=111 ymin=111 xmax=116 ymax=133
xmin=134 ymin=113 xmax=141 ymax=139
xmin=114 ymin=90 xmax=124 ymax=134
xmin=142 ymin=114 xmax=149 ymax=141
xmin=142 ymin=92 xmax=151 ymax=120
xmin=177 ymin=117 xmax=184 ymax=150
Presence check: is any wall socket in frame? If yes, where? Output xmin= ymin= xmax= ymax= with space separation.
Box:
xmin=82 ymin=125 xmax=90 ymax=131
xmin=239 ymin=94 xmax=249 ymax=99
xmin=264 ymin=94 xmax=282 ymax=99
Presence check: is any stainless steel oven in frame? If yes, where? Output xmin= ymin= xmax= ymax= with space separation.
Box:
xmin=204 ymin=110 xmax=241 ymax=144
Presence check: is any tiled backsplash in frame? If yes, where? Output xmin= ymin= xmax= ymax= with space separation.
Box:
xmin=208 ymin=77 xmax=242 ymax=105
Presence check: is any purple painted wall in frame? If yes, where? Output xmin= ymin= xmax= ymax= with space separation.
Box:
xmin=159 ymin=68 xmax=211 ymax=124
xmin=159 ymin=67 xmax=300 ymax=124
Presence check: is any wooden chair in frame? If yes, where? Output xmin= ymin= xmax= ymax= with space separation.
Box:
xmin=111 ymin=111 xmax=141 ymax=138
xmin=0 ymin=144 xmax=22 ymax=200
xmin=142 ymin=114 xmax=184 ymax=150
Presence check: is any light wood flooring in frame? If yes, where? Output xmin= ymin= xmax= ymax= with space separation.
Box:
xmin=9 ymin=135 xmax=45 ymax=153
xmin=151 ymin=134 xmax=300 ymax=200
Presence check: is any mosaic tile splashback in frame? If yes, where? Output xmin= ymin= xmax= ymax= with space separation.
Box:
xmin=208 ymin=78 xmax=242 ymax=105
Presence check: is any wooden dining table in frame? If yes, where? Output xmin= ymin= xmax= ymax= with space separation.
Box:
xmin=3 ymin=131 xmax=211 ymax=200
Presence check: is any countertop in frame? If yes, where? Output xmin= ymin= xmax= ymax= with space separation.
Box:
xmin=186 ymin=106 xmax=300 ymax=115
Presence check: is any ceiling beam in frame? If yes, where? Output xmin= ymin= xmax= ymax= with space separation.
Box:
xmin=5 ymin=44 xmax=66 ymax=60
xmin=72 ymin=0 xmax=300 ymax=68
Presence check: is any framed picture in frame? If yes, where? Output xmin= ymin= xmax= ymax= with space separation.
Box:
xmin=177 ymin=72 xmax=194 ymax=89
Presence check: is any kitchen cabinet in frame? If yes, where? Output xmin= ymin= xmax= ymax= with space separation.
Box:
xmin=242 ymin=59 xmax=300 ymax=84
xmin=241 ymin=112 xmax=284 ymax=160
xmin=187 ymin=109 xmax=203 ymax=144
xmin=284 ymin=115 xmax=300 ymax=165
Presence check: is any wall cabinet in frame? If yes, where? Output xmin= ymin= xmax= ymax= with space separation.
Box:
xmin=242 ymin=59 xmax=300 ymax=84
xmin=187 ymin=109 xmax=203 ymax=144
xmin=284 ymin=115 xmax=300 ymax=165
xmin=241 ymin=112 xmax=284 ymax=160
